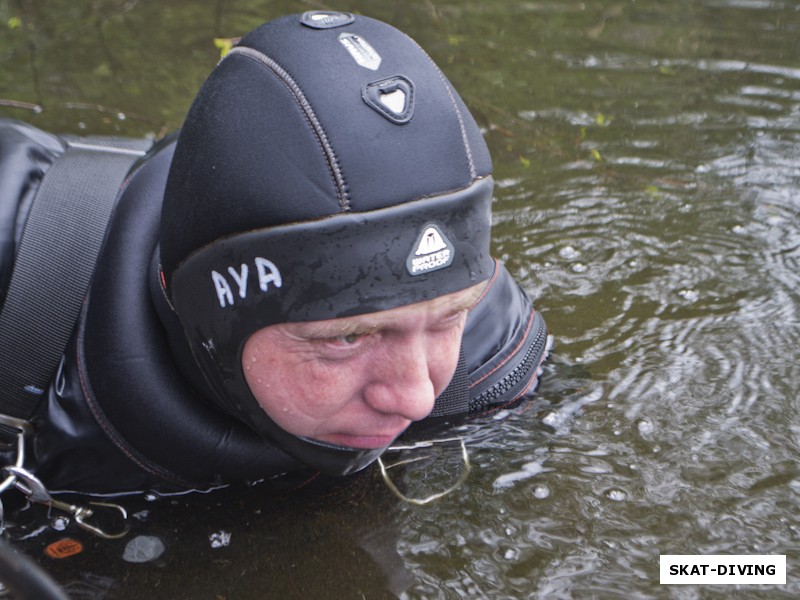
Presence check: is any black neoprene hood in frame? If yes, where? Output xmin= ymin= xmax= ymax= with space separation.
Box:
xmin=159 ymin=12 xmax=495 ymax=475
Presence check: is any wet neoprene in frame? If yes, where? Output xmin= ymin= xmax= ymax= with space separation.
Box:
xmin=158 ymin=12 xmax=496 ymax=474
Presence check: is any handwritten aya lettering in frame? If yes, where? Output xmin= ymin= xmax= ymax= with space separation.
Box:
xmin=211 ymin=258 xmax=282 ymax=308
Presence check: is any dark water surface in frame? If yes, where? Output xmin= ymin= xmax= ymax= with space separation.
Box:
xmin=2 ymin=0 xmax=799 ymax=597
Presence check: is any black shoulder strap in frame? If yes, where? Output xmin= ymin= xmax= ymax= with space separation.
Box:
xmin=0 ymin=139 xmax=149 ymax=440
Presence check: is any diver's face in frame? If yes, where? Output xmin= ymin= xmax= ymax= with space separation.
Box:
xmin=242 ymin=284 xmax=485 ymax=449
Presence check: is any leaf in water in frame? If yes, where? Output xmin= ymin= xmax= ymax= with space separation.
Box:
xmin=213 ymin=37 xmax=236 ymax=58
xmin=519 ymin=155 xmax=531 ymax=168
xmin=7 ymin=17 xmax=22 ymax=29
xmin=447 ymin=34 xmax=464 ymax=47
xmin=595 ymin=113 xmax=613 ymax=126
xmin=591 ymin=148 xmax=602 ymax=162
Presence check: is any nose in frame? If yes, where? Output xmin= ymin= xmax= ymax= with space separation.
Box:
xmin=362 ymin=333 xmax=440 ymax=422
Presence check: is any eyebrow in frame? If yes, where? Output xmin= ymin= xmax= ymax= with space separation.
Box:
xmin=286 ymin=282 xmax=486 ymax=340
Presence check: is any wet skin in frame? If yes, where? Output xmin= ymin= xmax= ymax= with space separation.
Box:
xmin=242 ymin=283 xmax=486 ymax=449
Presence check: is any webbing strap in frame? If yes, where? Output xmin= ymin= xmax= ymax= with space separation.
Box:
xmin=0 ymin=143 xmax=144 ymax=436
xmin=429 ymin=349 xmax=469 ymax=418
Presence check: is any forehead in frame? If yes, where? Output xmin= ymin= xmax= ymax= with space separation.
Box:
xmin=282 ymin=282 xmax=486 ymax=336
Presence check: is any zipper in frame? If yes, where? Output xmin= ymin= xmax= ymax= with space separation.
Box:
xmin=469 ymin=312 xmax=550 ymax=413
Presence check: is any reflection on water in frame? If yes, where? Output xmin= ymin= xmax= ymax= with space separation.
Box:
xmin=2 ymin=0 xmax=800 ymax=597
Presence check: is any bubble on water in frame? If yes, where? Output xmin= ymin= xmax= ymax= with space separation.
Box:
xmin=532 ymin=485 xmax=550 ymax=499
xmin=677 ymin=288 xmax=699 ymax=302
xmin=571 ymin=262 xmax=588 ymax=273
xmin=541 ymin=411 xmax=558 ymax=427
xmin=123 ymin=535 xmax=166 ymax=563
xmin=498 ymin=546 xmax=519 ymax=561
xmin=144 ymin=493 xmax=158 ymax=502
xmin=210 ymin=531 xmax=232 ymax=549
xmin=51 ymin=516 xmax=70 ymax=531
xmin=605 ymin=489 xmax=627 ymax=502
xmin=637 ymin=417 xmax=655 ymax=437
xmin=766 ymin=215 xmax=785 ymax=226
xmin=559 ymin=245 xmax=581 ymax=260
xmin=132 ymin=510 xmax=150 ymax=522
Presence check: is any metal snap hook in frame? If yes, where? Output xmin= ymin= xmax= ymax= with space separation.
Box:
xmin=2 ymin=465 xmax=129 ymax=540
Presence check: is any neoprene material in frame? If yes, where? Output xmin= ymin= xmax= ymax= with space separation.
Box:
xmin=160 ymin=13 xmax=491 ymax=281
xmin=158 ymin=12 xmax=496 ymax=474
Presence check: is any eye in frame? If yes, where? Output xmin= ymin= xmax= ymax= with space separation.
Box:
xmin=322 ymin=332 xmax=367 ymax=348
xmin=339 ymin=333 xmax=361 ymax=345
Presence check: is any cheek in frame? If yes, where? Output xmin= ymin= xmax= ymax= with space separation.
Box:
xmin=242 ymin=334 xmax=365 ymax=422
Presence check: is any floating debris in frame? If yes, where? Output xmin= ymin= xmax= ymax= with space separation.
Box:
xmin=123 ymin=535 xmax=166 ymax=563
xmin=209 ymin=531 xmax=231 ymax=549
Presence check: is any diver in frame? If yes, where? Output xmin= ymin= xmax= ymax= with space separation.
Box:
xmin=0 ymin=12 xmax=550 ymax=496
